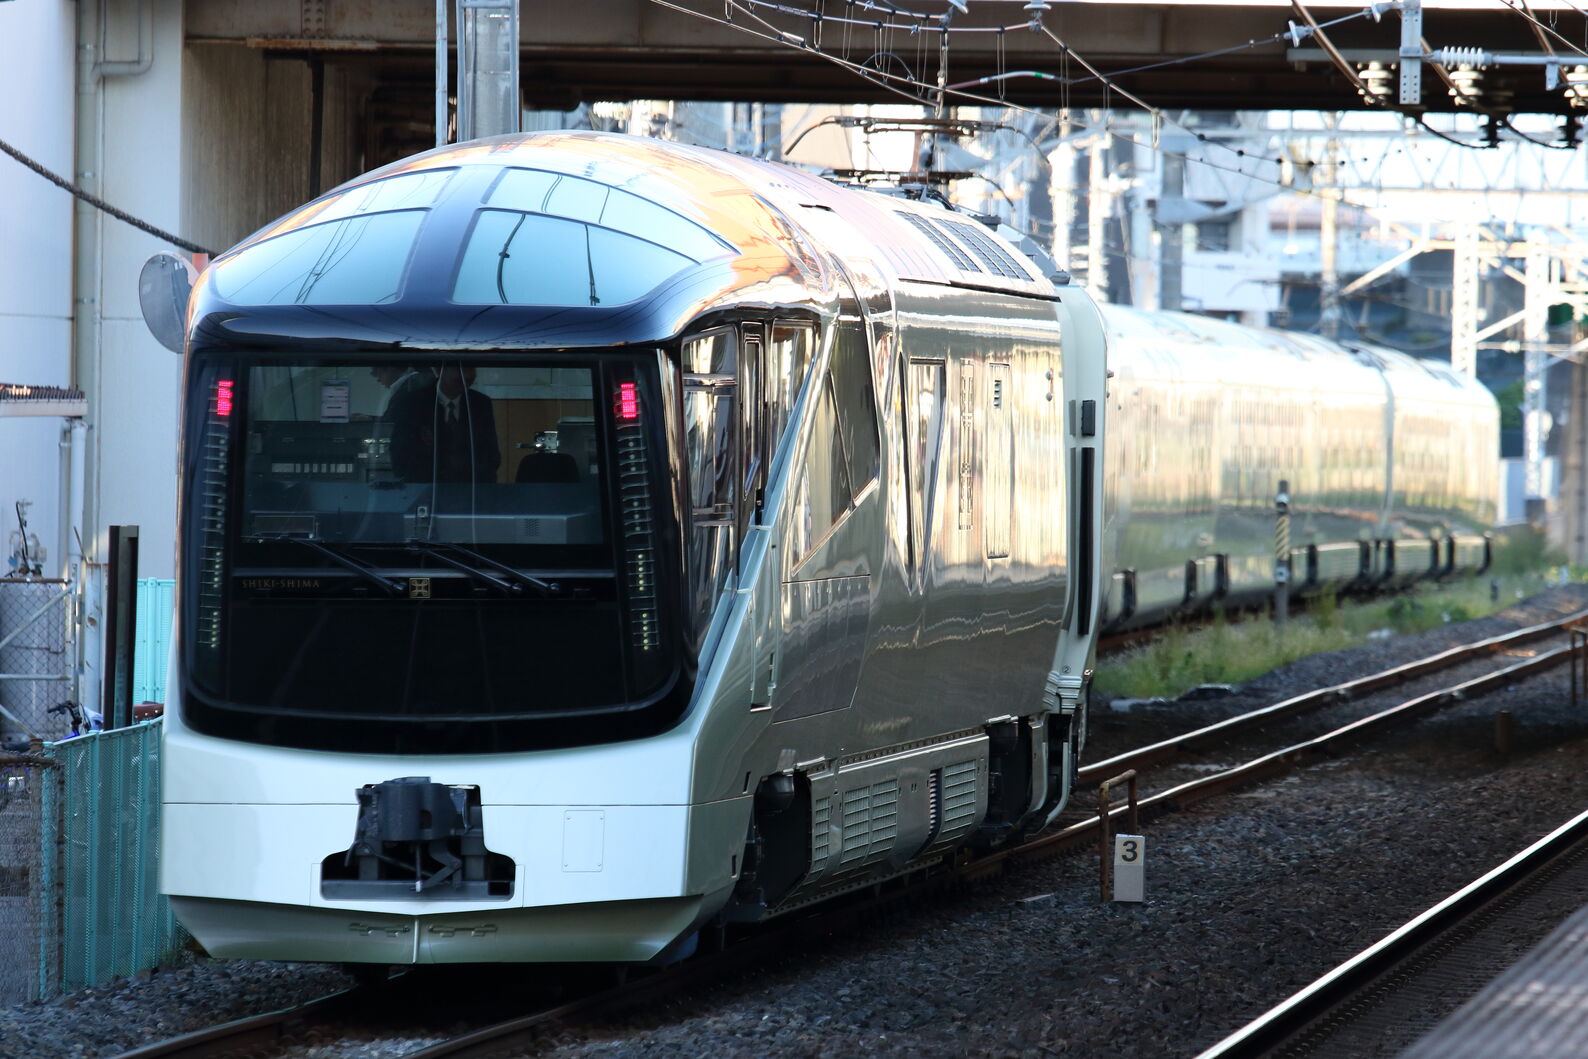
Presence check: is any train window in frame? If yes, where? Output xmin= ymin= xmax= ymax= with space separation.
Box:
xmin=236 ymin=360 xmax=603 ymax=545
xmin=488 ymin=168 xmax=733 ymax=264
xmin=908 ymin=361 xmax=947 ymax=569
xmin=830 ymin=316 xmax=880 ymax=496
xmin=987 ymin=363 xmax=1013 ymax=558
xmin=211 ymin=210 xmax=426 ymax=306
xmin=682 ymin=330 xmax=739 ymax=643
xmin=741 ymin=327 xmax=766 ymax=548
xmin=792 ymin=376 xmax=852 ymax=563
xmin=770 ymin=324 xmax=814 ymax=443
xmin=237 ymin=170 xmax=457 ymax=249
xmin=453 ymin=210 xmax=699 ymax=306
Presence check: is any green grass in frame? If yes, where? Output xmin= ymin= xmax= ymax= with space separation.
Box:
xmin=1093 ymin=569 xmax=1560 ymax=702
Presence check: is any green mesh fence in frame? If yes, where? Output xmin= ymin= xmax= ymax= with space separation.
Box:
xmin=0 ymin=720 xmax=189 ymax=1003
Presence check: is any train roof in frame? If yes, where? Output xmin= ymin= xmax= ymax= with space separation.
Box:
xmin=1099 ymin=303 xmax=1497 ymax=411
xmin=191 ymin=131 xmax=1056 ymax=353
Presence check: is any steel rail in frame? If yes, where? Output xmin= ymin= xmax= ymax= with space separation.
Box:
xmin=121 ymin=616 xmax=1586 ymax=1058
xmin=1080 ymin=607 xmax=1588 ymax=786
xmin=401 ymin=631 xmax=1584 ymax=1056
xmin=1191 ymin=802 xmax=1588 ymax=1059
xmin=115 ymin=988 xmax=361 ymax=1059
xmin=998 ymin=639 xmax=1580 ymax=872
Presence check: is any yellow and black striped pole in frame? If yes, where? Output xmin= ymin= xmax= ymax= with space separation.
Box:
xmin=1275 ymin=478 xmax=1291 ymax=626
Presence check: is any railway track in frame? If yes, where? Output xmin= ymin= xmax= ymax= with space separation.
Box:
xmin=117 ymin=609 xmax=1588 ymax=1059
xmin=1193 ymin=803 xmax=1588 ymax=1058
xmin=118 ymin=989 xmax=363 ymax=1059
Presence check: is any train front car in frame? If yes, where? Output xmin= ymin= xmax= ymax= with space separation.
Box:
xmin=162 ymin=132 xmax=1109 ymax=966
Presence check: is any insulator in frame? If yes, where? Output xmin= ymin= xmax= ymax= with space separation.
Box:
xmin=1356 ymin=60 xmax=1394 ymax=103
xmin=1565 ymin=65 xmax=1588 ymax=108
xmin=1447 ymin=64 xmax=1484 ymax=105
xmin=1439 ymin=47 xmax=1488 ymax=69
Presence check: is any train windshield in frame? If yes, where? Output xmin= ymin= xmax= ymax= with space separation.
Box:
xmin=180 ymin=354 xmax=681 ymax=754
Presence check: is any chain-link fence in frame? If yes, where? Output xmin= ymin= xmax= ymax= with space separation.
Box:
xmin=0 ymin=753 xmax=51 ymax=1003
xmin=0 ymin=722 xmax=186 ymax=1005
xmin=0 ymin=579 xmax=73 ymax=743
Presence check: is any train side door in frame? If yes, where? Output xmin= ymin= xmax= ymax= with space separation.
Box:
xmin=771 ymin=313 xmax=878 ymax=721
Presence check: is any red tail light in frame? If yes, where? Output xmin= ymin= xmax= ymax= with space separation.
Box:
xmin=615 ymin=381 xmax=639 ymax=421
xmin=216 ymin=379 xmax=235 ymax=417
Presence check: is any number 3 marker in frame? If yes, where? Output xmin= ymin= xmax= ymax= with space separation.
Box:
xmin=1113 ymin=834 xmax=1146 ymax=903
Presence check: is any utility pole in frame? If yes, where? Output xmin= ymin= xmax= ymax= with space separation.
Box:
xmin=1524 ymin=231 xmax=1551 ymax=508
xmin=1159 ymin=148 xmax=1184 ymax=313
xmin=1049 ymin=110 xmax=1075 ymax=278
xmin=1086 ymin=130 xmax=1110 ymax=301
xmin=1127 ymin=136 xmax=1158 ymax=310
xmin=1319 ymin=130 xmax=1342 ymax=340
xmin=453 ymin=0 xmax=520 ymax=141
xmin=1452 ymin=224 xmax=1481 ymax=377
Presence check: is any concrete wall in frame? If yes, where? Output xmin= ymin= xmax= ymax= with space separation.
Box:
xmin=90 ymin=0 xmax=189 ymax=583
xmin=182 ymin=43 xmax=313 ymax=252
xmin=183 ymin=44 xmax=376 ymax=252
xmin=0 ymin=1 xmax=76 ymax=576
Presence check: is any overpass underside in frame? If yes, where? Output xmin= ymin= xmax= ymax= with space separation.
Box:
xmin=189 ymin=1 xmax=1586 ymax=115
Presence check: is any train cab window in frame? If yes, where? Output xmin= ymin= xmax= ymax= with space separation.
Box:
xmin=211 ymin=209 xmax=426 ymax=306
xmin=181 ymin=354 xmax=680 ymax=755
xmin=237 ymin=361 xmax=605 ymax=547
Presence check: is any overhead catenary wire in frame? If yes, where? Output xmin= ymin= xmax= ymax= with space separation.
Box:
xmin=0 ymin=134 xmax=214 ymax=256
xmin=1499 ymin=0 xmax=1588 ymax=60
xmin=673 ymin=0 xmax=1305 ymax=185
xmin=656 ymin=0 xmax=1573 ymax=206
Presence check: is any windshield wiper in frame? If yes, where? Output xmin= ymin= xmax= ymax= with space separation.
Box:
xmin=254 ymin=535 xmax=404 ymax=596
xmin=404 ymin=539 xmax=566 ymax=598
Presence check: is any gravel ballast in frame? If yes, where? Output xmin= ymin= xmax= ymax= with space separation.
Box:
xmin=6 ymin=585 xmax=1588 ymax=1058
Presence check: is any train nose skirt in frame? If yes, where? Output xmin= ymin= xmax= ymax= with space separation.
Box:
xmin=168 ymin=894 xmax=708 ymax=964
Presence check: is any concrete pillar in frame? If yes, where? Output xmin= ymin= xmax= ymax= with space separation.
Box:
xmin=0 ymin=1 xmax=75 ymax=576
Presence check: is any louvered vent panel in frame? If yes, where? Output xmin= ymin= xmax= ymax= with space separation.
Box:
xmin=939 ymin=760 xmax=980 ymax=838
xmin=896 ymin=212 xmax=982 ymax=273
xmin=938 ymin=220 xmax=1033 ymax=281
xmin=809 ymin=796 xmax=832 ymax=878
xmin=839 ymin=780 xmax=899 ymax=867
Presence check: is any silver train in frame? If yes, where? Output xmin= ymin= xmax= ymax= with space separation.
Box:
xmin=1097 ymin=308 xmax=1498 ymax=630
xmin=158 ymin=130 xmax=1498 ymax=967
xmin=161 ymin=132 xmax=1110 ymax=964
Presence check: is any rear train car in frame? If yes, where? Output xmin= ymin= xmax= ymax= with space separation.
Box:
xmin=1098 ymin=306 xmax=1498 ymax=630
xmin=160 ymin=132 xmax=1109 ymax=965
